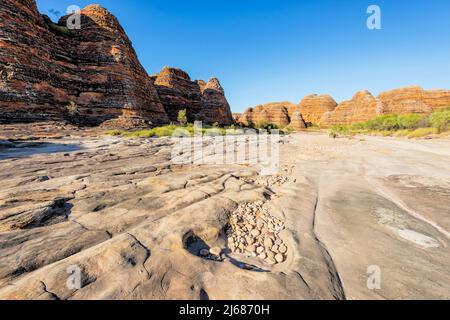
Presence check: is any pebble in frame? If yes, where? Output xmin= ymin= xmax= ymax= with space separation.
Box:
xmin=264 ymin=238 xmax=273 ymax=248
xmin=275 ymin=253 xmax=285 ymax=263
xmin=251 ymin=229 xmax=260 ymax=237
xmin=209 ymin=247 xmax=222 ymax=256
xmin=227 ymin=199 xmax=289 ymax=265
xmin=199 ymin=249 xmax=210 ymax=257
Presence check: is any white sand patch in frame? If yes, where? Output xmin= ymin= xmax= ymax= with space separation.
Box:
xmin=397 ymin=229 xmax=440 ymax=248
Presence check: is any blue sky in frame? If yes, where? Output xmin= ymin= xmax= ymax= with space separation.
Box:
xmin=36 ymin=0 xmax=450 ymax=113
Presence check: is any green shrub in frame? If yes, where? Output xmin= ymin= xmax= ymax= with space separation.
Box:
xmin=255 ymin=122 xmax=280 ymax=131
xmin=177 ymin=109 xmax=187 ymax=125
xmin=107 ymin=130 xmax=124 ymax=136
xmin=397 ymin=114 xmax=423 ymax=129
xmin=65 ymin=101 xmax=79 ymax=116
xmin=329 ymin=125 xmax=353 ymax=137
xmin=366 ymin=115 xmax=400 ymax=130
xmin=349 ymin=122 xmax=366 ymax=130
xmin=429 ymin=109 xmax=450 ymax=133
xmin=407 ymin=127 xmax=438 ymax=138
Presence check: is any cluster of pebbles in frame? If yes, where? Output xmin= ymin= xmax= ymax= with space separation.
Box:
xmin=227 ymin=200 xmax=287 ymax=265
xmin=242 ymin=175 xmax=294 ymax=188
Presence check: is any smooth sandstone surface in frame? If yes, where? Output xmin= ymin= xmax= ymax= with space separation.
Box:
xmin=0 ymin=126 xmax=449 ymax=300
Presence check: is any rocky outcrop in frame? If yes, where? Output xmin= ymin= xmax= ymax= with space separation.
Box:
xmin=379 ymin=86 xmax=450 ymax=115
xmin=239 ymin=86 xmax=449 ymax=128
xmin=232 ymin=113 xmax=242 ymax=123
xmin=320 ymin=90 xmax=383 ymax=126
xmin=320 ymin=86 xmax=450 ymax=126
xmin=287 ymin=112 xmax=307 ymax=130
xmin=0 ymin=1 xmax=233 ymax=127
xmin=237 ymin=102 xmax=306 ymax=129
xmin=298 ymin=94 xmax=337 ymax=124
xmin=0 ymin=1 xmax=168 ymax=125
xmin=152 ymin=67 xmax=233 ymax=125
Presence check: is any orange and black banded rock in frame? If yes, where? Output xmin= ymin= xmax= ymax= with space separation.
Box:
xmin=0 ymin=1 xmax=169 ymax=125
xmin=320 ymin=86 xmax=450 ymax=126
xmin=152 ymin=67 xmax=233 ymax=125
xmin=298 ymin=94 xmax=337 ymax=124
xmin=0 ymin=1 xmax=233 ymax=127
xmin=319 ymin=90 xmax=383 ymax=126
xmin=236 ymin=102 xmax=306 ymax=130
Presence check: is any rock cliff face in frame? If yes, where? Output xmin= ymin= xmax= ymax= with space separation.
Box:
xmin=0 ymin=1 xmax=232 ymax=126
xmin=0 ymin=1 xmax=168 ymax=125
xmin=152 ymin=67 xmax=233 ymax=125
xmin=298 ymin=94 xmax=337 ymax=124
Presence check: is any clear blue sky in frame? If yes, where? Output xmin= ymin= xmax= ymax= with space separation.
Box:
xmin=36 ymin=0 xmax=450 ymax=113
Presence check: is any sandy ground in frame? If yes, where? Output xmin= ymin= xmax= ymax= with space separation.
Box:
xmin=0 ymin=130 xmax=448 ymax=300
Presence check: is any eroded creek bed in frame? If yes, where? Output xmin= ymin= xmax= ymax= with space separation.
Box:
xmin=0 ymin=130 xmax=449 ymax=300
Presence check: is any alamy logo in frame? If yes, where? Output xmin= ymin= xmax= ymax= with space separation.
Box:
xmin=367 ymin=5 xmax=382 ymax=30
xmin=66 ymin=5 xmax=82 ymax=30
xmin=367 ymin=265 xmax=381 ymax=290
xmin=171 ymin=122 xmax=280 ymax=176
xmin=66 ymin=265 xmax=82 ymax=290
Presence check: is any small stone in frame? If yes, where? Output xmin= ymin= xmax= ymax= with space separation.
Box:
xmin=246 ymin=245 xmax=256 ymax=253
xmin=250 ymin=229 xmax=260 ymax=237
xmin=264 ymin=238 xmax=273 ymax=248
xmin=256 ymin=246 xmax=264 ymax=254
xmin=266 ymin=251 xmax=275 ymax=259
xmin=246 ymin=236 xmax=255 ymax=245
xmin=199 ymin=249 xmax=210 ymax=257
xmin=279 ymin=245 xmax=287 ymax=254
xmin=266 ymin=257 xmax=276 ymax=265
xmin=238 ymin=243 xmax=245 ymax=251
xmin=209 ymin=247 xmax=222 ymax=256
xmin=275 ymin=253 xmax=285 ymax=263
xmin=272 ymin=245 xmax=279 ymax=252
xmin=258 ymin=252 xmax=267 ymax=260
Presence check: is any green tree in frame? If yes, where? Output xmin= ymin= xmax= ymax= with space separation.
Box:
xmin=177 ymin=109 xmax=187 ymax=125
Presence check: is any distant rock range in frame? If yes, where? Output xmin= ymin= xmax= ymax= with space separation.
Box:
xmin=236 ymin=86 xmax=450 ymax=128
xmin=0 ymin=0 xmax=233 ymax=127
